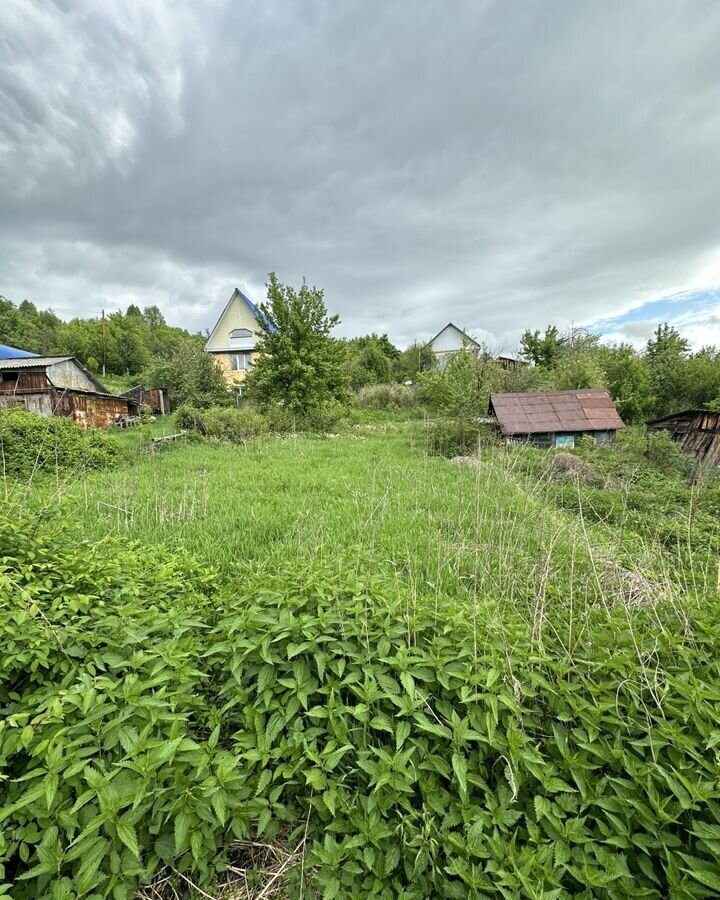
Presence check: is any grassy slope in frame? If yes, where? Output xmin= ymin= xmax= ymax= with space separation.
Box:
xmin=18 ymin=421 xmax=696 ymax=623
xmin=6 ymin=420 xmax=720 ymax=896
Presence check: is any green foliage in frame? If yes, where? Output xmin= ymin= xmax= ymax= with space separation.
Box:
xmin=355 ymin=384 xmax=418 ymax=411
xmin=0 ymin=410 xmax=121 ymax=477
xmin=0 ymin=295 xmax=206 ymax=389
xmin=596 ymin=344 xmax=654 ymax=424
xmin=552 ymin=349 xmax=607 ymax=391
xmin=246 ymin=273 xmax=349 ymax=415
xmin=0 ymin=513 xmax=225 ymax=899
xmin=143 ymin=342 xmax=230 ymax=409
xmin=393 ymin=342 xmax=435 ymax=382
xmin=423 ymin=417 xmax=496 ymax=457
xmin=519 ymin=325 xmax=567 ymax=367
xmin=344 ymin=334 xmax=400 ymax=389
xmin=299 ymin=400 xmax=349 ymax=433
xmin=646 ymin=323 xmax=691 ymax=417
xmin=419 ymin=351 xmax=504 ymax=419
xmin=175 ymin=405 xmax=268 ymax=441
xmin=644 ymin=429 xmax=695 ymax=476
xmin=4 ymin=505 xmax=720 ymax=898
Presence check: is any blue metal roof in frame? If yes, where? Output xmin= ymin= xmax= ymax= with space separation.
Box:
xmin=0 ymin=343 xmax=38 ymax=360
xmin=237 ymin=289 xmax=278 ymax=334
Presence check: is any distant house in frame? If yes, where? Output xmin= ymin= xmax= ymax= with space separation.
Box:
xmin=495 ymin=355 xmax=523 ymax=371
xmin=205 ymin=288 xmax=275 ymax=386
xmin=0 ymin=343 xmax=38 ymax=360
xmin=489 ymin=389 xmax=625 ymax=449
xmin=0 ymin=354 xmax=137 ymax=427
xmin=120 ymin=385 xmax=170 ymax=416
xmin=424 ymin=324 xmax=524 ymax=372
xmin=648 ymin=409 xmax=720 ymax=466
xmin=425 ymin=323 xmax=481 ymax=370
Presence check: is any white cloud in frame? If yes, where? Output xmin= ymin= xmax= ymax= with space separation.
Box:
xmin=3 ymin=1 xmax=720 ymax=349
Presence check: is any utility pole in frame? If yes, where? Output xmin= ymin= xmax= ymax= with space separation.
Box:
xmin=101 ymin=308 xmax=107 ymax=376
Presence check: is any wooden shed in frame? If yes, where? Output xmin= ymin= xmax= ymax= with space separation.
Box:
xmin=647 ymin=409 xmax=720 ymax=466
xmin=0 ymin=355 xmax=138 ymax=427
xmin=489 ymin=388 xmax=625 ymax=449
xmin=120 ymin=385 xmax=170 ymax=416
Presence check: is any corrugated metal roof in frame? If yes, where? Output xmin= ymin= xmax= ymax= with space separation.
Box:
xmin=0 ymin=343 xmax=38 ymax=359
xmin=0 ymin=356 xmax=72 ymax=369
xmin=489 ymin=389 xmax=625 ymax=435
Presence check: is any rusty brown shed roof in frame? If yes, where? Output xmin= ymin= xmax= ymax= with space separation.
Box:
xmin=489 ymin=389 xmax=625 ymax=436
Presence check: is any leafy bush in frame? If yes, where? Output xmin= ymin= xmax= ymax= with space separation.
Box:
xmin=645 ymin=429 xmax=695 ymax=476
xmin=209 ymin=562 xmax=720 ymax=899
xmin=176 ymin=402 xmax=346 ymax=439
xmin=355 ymin=383 xmax=418 ymax=410
xmin=4 ymin=512 xmax=720 ymax=897
xmin=299 ymin=399 xmax=348 ymax=433
xmin=0 ymin=513 xmax=224 ymax=899
xmin=423 ymin=417 xmax=498 ymax=457
xmin=261 ymin=399 xmax=348 ymax=434
xmin=0 ymin=409 xmax=121 ymax=478
xmin=175 ymin=405 xmax=268 ymax=441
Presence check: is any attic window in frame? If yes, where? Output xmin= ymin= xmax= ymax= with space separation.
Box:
xmin=230 ymin=329 xmax=252 ymax=339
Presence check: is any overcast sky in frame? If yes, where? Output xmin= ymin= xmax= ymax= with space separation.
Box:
xmin=3 ymin=1 xmax=720 ymax=352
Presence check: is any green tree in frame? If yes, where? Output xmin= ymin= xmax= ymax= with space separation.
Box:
xmin=106 ymin=313 xmax=150 ymax=374
xmin=343 ymin=334 xmax=399 ymax=389
xmin=519 ymin=325 xmax=567 ymax=368
xmin=394 ymin=342 xmax=435 ymax=381
xmin=419 ymin=349 xmax=504 ymax=418
xmin=685 ymin=346 xmax=720 ymax=409
xmin=596 ymin=344 xmax=653 ymax=424
xmin=143 ymin=342 xmax=229 ymax=408
xmin=142 ymin=305 xmax=166 ymax=327
xmin=552 ymin=350 xmax=607 ymax=391
xmin=645 ymin=323 xmax=690 ymax=417
xmin=245 ymin=273 xmax=349 ymax=415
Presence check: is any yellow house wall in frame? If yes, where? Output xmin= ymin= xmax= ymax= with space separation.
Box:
xmin=212 ymin=351 xmax=259 ymax=384
xmin=205 ymin=293 xmax=261 ymax=352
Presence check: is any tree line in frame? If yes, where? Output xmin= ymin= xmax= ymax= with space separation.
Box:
xmin=3 ymin=289 xmax=719 ymax=423
xmin=0 ymin=295 xmax=229 ymax=406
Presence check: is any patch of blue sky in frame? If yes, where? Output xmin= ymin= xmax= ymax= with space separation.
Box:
xmin=589 ymin=288 xmax=720 ymax=338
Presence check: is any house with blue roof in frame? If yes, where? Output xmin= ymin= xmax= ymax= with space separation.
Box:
xmin=204 ymin=288 xmax=273 ymax=386
xmin=0 ymin=343 xmax=39 ymax=360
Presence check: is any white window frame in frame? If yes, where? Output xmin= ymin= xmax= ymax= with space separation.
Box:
xmin=229 ymin=352 xmax=253 ymax=371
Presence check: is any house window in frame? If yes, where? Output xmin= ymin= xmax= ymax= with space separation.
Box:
xmin=555 ymin=434 xmax=575 ymax=448
xmin=229 ymin=352 xmax=252 ymax=371
xmin=230 ymin=329 xmax=252 ymax=339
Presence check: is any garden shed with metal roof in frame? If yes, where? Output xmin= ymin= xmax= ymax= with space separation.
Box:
xmin=489 ymin=388 xmax=625 ymax=448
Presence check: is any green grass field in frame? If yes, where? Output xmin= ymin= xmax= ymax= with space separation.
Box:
xmin=4 ymin=419 xmax=720 ymax=898
xmin=20 ymin=422 xmax=653 ymax=614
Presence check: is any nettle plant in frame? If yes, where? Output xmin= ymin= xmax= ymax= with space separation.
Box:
xmin=2 ymin=513 xmax=720 ymax=898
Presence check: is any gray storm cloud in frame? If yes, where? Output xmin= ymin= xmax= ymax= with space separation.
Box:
xmin=2 ymin=0 xmax=720 ymax=348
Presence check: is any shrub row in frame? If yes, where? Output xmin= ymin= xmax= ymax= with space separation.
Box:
xmin=175 ymin=400 xmax=348 ymax=441
xmin=175 ymin=405 xmax=269 ymax=441
xmin=0 ymin=409 xmax=121 ymax=478
xmin=355 ymin=383 xmax=418 ymax=411
xmin=3 ymin=512 xmax=720 ymax=897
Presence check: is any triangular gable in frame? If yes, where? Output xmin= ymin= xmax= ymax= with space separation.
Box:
xmin=47 ymin=358 xmax=112 ymax=394
xmin=204 ymin=288 xmax=276 ymax=352
xmin=425 ymin=322 xmax=480 ymax=351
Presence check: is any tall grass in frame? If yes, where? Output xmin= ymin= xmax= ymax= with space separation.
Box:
xmin=4 ymin=421 xmax=720 ymax=896
xmin=12 ymin=423 xmax=706 ymax=625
